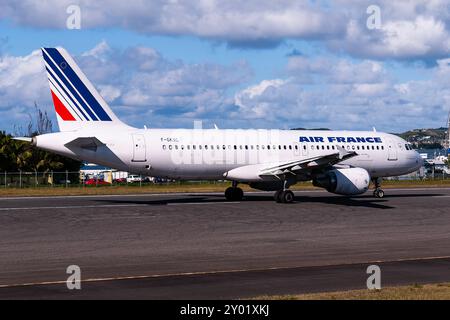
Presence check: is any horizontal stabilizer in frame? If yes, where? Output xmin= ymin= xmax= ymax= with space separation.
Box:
xmin=64 ymin=137 xmax=105 ymax=151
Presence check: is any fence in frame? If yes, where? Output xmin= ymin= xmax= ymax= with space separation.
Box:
xmin=0 ymin=171 xmax=82 ymax=188
xmin=0 ymin=171 xmax=227 ymax=188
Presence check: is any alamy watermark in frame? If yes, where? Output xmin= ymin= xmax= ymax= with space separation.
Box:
xmin=66 ymin=265 xmax=81 ymax=290
xmin=366 ymin=265 xmax=381 ymax=290
xmin=66 ymin=5 xmax=81 ymax=30
xmin=366 ymin=5 xmax=382 ymax=30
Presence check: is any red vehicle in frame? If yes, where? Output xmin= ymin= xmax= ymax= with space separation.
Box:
xmin=84 ymin=178 xmax=111 ymax=185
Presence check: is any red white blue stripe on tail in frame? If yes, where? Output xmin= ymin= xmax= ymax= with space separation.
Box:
xmin=42 ymin=47 xmax=124 ymax=130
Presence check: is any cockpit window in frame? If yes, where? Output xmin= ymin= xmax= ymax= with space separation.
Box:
xmin=405 ymin=144 xmax=413 ymax=150
xmin=405 ymin=144 xmax=409 ymax=150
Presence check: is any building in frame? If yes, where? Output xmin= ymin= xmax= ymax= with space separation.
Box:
xmin=80 ymin=163 xmax=129 ymax=183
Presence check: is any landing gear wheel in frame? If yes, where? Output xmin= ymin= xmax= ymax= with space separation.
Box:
xmin=225 ymin=187 xmax=234 ymax=201
xmin=373 ymin=188 xmax=384 ymax=198
xmin=281 ymin=190 xmax=295 ymax=203
xmin=225 ymin=187 xmax=244 ymax=201
xmin=274 ymin=190 xmax=283 ymax=202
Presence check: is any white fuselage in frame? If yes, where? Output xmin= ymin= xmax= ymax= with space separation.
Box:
xmin=35 ymin=128 xmax=423 ymax=181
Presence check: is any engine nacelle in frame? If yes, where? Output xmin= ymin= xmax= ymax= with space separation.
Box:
xmin=313 ymin=168 xmax=370 ymax=195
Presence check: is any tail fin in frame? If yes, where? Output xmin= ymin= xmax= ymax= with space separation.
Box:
xmin=41 ymin=47 xmax=128 ymax=131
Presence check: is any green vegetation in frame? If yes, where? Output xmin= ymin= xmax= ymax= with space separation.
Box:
xmin=0 ymin=131 xmax=81 ymax=173
xmin=0 ymin=105 xmax=81 ymax=173
xmin=397 ymin=127 xmax=447 ymax=149
xmin=253 ymin=283 xmax=450 ymax=300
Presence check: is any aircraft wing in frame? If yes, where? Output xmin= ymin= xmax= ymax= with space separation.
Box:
xmin=64 ymin=137 xmax=105 ymax=151
xmin=259 ymin=146 xmax=357 ymax=179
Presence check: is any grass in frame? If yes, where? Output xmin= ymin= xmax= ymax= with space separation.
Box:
xmin=0 ymin=179 xmax=449 ymax=197
xmin=253 ymin=283 xmax=450 ymax=300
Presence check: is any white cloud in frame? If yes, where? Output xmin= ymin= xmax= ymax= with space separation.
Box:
xmin=2 ymin=0 xmax=450 ymax=59
xmin=0 ymin=42 xmax=252 ymax=131
xmin=1 ymin=41 xmax=450 ymax=133
xmin=0 ymin=49 xmax=51 ymax=124
xmin=233 ymin=56 xmax=450 ymax=131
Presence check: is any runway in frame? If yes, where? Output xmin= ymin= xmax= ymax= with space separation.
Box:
xmin=0 ymin=188 xmax=450 ymax=299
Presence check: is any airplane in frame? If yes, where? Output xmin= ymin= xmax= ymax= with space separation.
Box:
xmin=16 ymin=47 xmax=424 ymax=203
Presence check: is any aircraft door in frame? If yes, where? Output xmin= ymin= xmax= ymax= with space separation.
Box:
xmin=387 ymin=139 xmax=397 ymax=161
xmin=132 ymin=134 xmax=147 ymax=162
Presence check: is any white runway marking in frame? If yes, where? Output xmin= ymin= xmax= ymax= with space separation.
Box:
xmin=0 ymin=255 xmax=449 ymax=289
xmin=0 ymin=204 xmax=146 ymax=211
xmin=0 ymin=187 xmax=448 ymax=201
xmin=168 ymin=201 xmax=241 ymax=206
xmin=0 ymin=202 xmax=242 ymax=211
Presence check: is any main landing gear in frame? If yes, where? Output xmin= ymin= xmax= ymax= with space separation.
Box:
xmin=274 ymin=180 xmax=295 ymax=204
xmin=225 ymin=181 xmax=244 ymax=201
xmin=372 ymin=177 xmax=385 ymax=198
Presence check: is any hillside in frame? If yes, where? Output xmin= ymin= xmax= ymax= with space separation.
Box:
xmin=397 ymin=127 xmax=448 ymax=149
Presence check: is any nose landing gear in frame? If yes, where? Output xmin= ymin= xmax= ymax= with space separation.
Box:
xmin=225 ymin=181 xmax=244 ymax=201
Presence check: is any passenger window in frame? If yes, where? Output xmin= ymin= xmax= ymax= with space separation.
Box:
xmin=169 ymin=145 xmax=172 ymax=150
xmin=162 ymin=145 xmax=166 ymax=150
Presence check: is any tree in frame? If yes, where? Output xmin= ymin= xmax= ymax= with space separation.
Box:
xmin=1 ymin=103 xmax=81 ymax=173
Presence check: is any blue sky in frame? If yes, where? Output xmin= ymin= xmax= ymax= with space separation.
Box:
xmin=1 ymin=1 xmax=450 ymax=133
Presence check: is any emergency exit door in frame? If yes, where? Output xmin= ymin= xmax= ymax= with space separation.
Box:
xmin=132 ymin=134 xmax=147 ymax=162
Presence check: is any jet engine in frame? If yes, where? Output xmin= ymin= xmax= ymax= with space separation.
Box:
xmin=313 ymin=168 xmax=370 ymax=195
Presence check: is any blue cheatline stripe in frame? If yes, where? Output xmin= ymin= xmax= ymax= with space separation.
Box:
xmin=44 ymin=48 xmax=112 ymax=121
xmin=47 ymin=75 xmax=83 ymax=120
xmin=46 ymin=66 xmax=89 ymax=121
xmin=42 ymin=50 xmax=98 ymax=121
